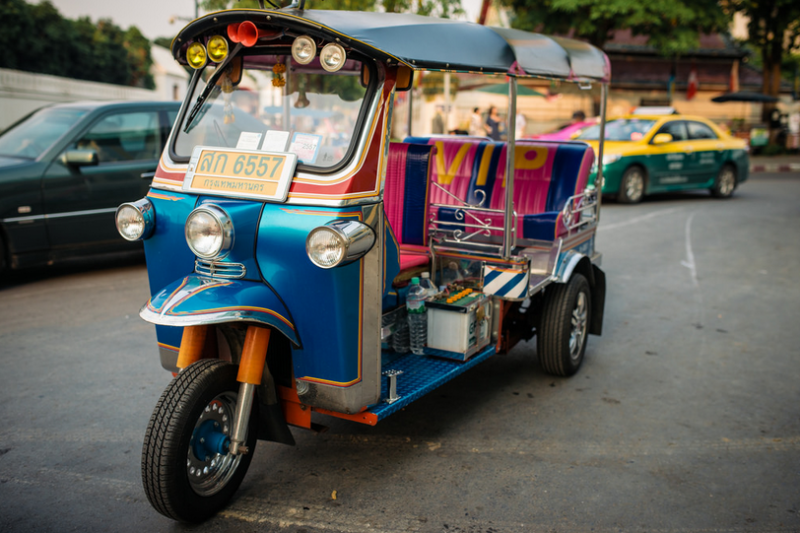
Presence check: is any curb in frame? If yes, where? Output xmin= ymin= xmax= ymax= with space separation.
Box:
xmin=750 ymin=163 xmax=800 ymax=173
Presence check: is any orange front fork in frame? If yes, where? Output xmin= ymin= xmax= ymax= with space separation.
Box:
xmin=177 ymin=324 xmax=271 ymax=455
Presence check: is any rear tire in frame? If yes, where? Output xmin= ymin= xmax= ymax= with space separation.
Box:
xmin=537 ymin=274 xmax=591 ymax=376
xmin=711 ymin=164 xmax=736 ymax=198
xmin=142 ymin=359 xmax=257 ymax=523
xmin=618 ymin=166 xmax=645 ymax=204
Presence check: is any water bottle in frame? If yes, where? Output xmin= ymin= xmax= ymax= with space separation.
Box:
xmin=391 ymin=308 xmax=410 ymax=354
xmin=406 ymin=277 xmax=428 ymax=355
xmin=420 ymin=272 xmax=437 ymax=300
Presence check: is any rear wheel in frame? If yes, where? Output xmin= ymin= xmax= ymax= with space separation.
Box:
xmin=142 ymin=359 xmax=257 ymax=523
xmin=537 ymin=274 xmax=591 ymax=376
xmin=711 ymin=164 xmax=736 ymax=198
xmin=618 ymin=166 xmax=645 ymax=204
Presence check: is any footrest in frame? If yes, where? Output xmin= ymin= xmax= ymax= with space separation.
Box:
xmin=368 ymin=344 xmax=497 ymax=422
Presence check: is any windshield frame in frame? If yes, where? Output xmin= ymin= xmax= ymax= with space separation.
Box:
xmin=168 ymin=46 xmax=379 ymax=176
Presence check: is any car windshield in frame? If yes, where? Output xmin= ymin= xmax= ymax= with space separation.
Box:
xmin=0 ymin=107 xmax=88 ymax=159
xmin=577 ymin=119 xmax=657 ymax=142
xmin=174 ymin=52 xmax=371 ymax=170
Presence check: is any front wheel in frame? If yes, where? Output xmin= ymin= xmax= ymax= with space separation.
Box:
xmin=537 ymin=274 xmax=591 ymax=376
xmin=142 ymin=359 xmax=258 ymax=523
xmin=711 ymin=164 xmax=736 ymax=198
xmin=618 ymin=166 xmax=645 ymax=204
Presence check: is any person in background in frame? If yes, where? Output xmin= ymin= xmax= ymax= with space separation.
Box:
xmin=515 ymin=112 xmax=527 ymax=138
xmin=469 ymin=107 xmax=486 ymax=136
xmin=431 ymin=106 xmax=445 ymax=134
xmin=572 ymin=110 xmax=586 ymax=123
xmin=485 ymin=106 xmax=503 ymax=141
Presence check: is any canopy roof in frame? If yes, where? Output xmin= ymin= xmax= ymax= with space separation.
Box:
xmin=173 ymin=9 xmax=611 ymax=83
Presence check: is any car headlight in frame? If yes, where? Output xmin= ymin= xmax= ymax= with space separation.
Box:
xmin=116 ymin=198 xmax=155 ymax=241
xmin=185 ymin=205 xmax=234 ymax=260
xmin=602 ymin=154 xmax=622 ymax=165
xmin=306 ymin=220 xmax=375 ymax=269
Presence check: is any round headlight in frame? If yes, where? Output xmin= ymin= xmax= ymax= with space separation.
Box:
xmin=207 ymin=35 xmax=229 ymax=63
xmin=319 ymin=43 xmax=346 ymax=72
xmin=187 ymin=42 xmax=208 ymax=69
xmin=292 ymin=35 xmax=317 ymax=65
xmin=306 ymin=227 xmax=345 ymax=268
xmin=116 ymin=199 xmax=155 ymax=241
xmin=185 ymin=205 xmax=233 ymax=260
xmin=306 ymin=220 xmax=375 ymax=269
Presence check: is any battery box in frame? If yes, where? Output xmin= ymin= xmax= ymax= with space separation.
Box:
xmin=426 ymin=289 xmax=492 ymax=361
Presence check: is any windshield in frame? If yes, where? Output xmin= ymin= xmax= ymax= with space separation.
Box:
xmin=577 ymin=119 xmax=657 ymax=142
xmin=0 ymin=107 xmax=88 ymax=159
xmin=174 ymin=53 xmax=372 ymax=170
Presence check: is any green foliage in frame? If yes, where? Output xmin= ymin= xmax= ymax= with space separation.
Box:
xmin=500 ymin=0 xmax=730 ymax=54
xmin=0 ymin=0 xmax=154 ymax=89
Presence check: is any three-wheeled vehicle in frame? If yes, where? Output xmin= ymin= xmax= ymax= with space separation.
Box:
xmin=116 ymin=2 xmax=610 ymax=522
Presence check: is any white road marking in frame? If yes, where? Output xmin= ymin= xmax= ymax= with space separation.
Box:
xmin=680 ymin=211 xmax=699 ymax=287
xmin=598 ymin=207 xmax=683 ymax=232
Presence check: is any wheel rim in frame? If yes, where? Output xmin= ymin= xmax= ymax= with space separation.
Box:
xmin=719 ymin=168 xmax=735 ymax=195
xmin=625 ymin=171 xmax=644 ymax=201
xmin=569 ymin=292 xmax=588 ymax=362
xmin=187 ymin=391 xmax=243 ymax=497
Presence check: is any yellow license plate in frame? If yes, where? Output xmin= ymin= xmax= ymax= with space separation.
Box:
xmin=183 ymin=147 xmax=298 ymax=202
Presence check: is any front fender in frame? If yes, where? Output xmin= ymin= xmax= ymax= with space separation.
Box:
xmin=140 ymin=275 xmax=299 ymax=347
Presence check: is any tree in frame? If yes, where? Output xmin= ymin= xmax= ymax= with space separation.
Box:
xmin=498 ymin=0 xmax=729 ymax=55
xmin=723 ymin=0 xmax=800 ymax=111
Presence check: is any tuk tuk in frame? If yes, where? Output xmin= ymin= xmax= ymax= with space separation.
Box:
xmin=116 ymin=2 xmax=610 ymax=522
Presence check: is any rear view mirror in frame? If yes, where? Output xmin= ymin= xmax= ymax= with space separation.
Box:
xmin=395 ymin=65 xmax=413 ymax=92
xmin=62 ymin=149 xmax=98 ymax=166
xmin=652 ymin=133 xmax=673 ymax=145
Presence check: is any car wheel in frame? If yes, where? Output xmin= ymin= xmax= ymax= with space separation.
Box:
xmin=142 ymin=359 xmax=258 ymax=523
xmin=711 ymin=164 xmax=736 ymax=198
xmin=618 ymin=166 xmax=645 ymax=204
xmin=537 ymin=273 xmax=591 ymax=377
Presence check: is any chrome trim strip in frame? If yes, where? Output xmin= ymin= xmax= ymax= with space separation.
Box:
xmin=3 ymin=207 xmax=117 ymax=223
xmin=195 ymin=259 xmax=247 ymax=279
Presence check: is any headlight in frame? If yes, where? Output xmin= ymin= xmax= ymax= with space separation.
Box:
xmin=185 ymin=205 xmax=234 ymax=260
xmin=320 ymin=43 xmax=346 ymax=72
xmin=292 ymin=35 xmax=317 ymax=65
xmin=602 ymin=154 xmax=622 ymax=165
xmin=206 ymin=35 xmax=229 ymax=63
xmin=116 ymin=198 xmax=155 ymax=241
xmin=186 ymin=42 xmax=208 ymax=69
xmin=306 ymin=220 xmax=375 ymax=269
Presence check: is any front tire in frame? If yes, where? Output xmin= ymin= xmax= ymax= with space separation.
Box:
xmin=537 ymin=274 xmax=591 ymax=376
xmin=618 ymin=166 xmax=645 ymax=204
xmin=711 ymin=164 xmax=736 ymax=198
xmin=142 ymin=359 xmax=258 ymax=523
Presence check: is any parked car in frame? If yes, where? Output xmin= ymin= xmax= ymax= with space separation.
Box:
xmin=0 ymin=101 xmax=180 ymax=272
xmin=577 ymin=114 xmax=749 ymax=203
xmin=525 ymin=119 xmax=598 ymax=141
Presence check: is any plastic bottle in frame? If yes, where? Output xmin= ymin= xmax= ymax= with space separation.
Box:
xmin=419 ymin=272 xmax=437 ymax=300
xmin=391 ymin=308 xmax=410 ymax=354
xmin=406 ymin=277 xmax=428 ymax=355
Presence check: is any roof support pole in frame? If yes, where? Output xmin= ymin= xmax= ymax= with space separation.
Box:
xmin=503 ymin=77 xmax=517 ymax=259
xmin=595 ymin=83 xmax=607 ymax=223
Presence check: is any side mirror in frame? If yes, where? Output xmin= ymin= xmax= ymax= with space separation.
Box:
xmin=62 ymin=149 xmax=98 ymax=166
xmin=652 ymin=133 xmax=673 ymax=145
xmin=395 ymin=65 xmax=413 ymax=92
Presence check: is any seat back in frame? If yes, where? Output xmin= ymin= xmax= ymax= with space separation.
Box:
xmin=384 ymin=142 xmax=434 ymax=246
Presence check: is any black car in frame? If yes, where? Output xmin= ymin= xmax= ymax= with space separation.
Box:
xmin=0 ymin=101 xmax=180 ymax=272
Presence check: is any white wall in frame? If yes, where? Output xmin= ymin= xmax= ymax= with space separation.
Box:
xmin=0 ymin=68 xmax=157 ymax=129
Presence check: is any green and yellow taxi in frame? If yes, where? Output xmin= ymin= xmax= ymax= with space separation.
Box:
xmin=578 ymin=114 xmax=749 ymax=203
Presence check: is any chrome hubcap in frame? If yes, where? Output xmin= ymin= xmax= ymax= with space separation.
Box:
xmin=569 ymin=292 xmax=588 ymax=362
xmin=625 ymin=171 xmax=644 ymax=201
xmin=187 ymin=391 xmax=242 ymax=497
xmin=719 ymin=169 xmax=735 ymax=195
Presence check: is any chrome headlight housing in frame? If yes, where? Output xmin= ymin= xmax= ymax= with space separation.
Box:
xmin=306 ymin=220 xmax=375 ymax=269
xmin=185 ymin=205 xmax=234 ymax=260
xmin=116 ymin=198 xmax=155 ymax=241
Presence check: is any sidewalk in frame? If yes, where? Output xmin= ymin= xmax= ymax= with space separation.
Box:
xmin=750 ymin=155 xmax=800 ymax=173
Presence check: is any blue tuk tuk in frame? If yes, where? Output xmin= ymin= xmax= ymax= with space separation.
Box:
xmin=116 ymin=3 xmax=610 ymax=521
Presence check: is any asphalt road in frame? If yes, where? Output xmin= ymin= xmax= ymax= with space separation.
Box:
xmin=0 ymin=173 xmax=798 ymax=533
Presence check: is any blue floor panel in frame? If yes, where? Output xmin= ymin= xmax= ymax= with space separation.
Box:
xmin=368 ymin=344 xmax=497 ymax=421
